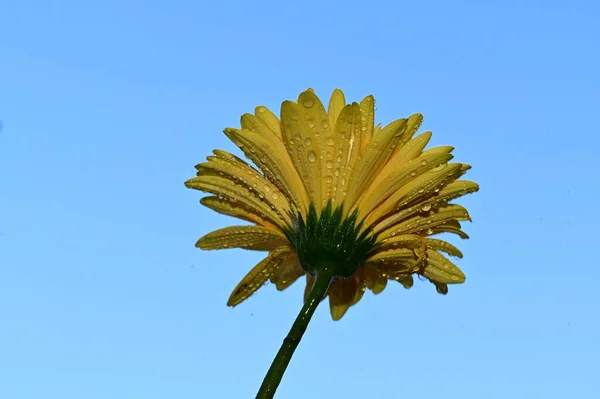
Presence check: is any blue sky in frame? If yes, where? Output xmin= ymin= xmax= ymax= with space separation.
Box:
xmin=1 ymin=0 xmax=599 ymax=398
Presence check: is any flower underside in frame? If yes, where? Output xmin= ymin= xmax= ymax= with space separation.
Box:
xmin=186 ymin=88 xmax=479 ymax=320
xmin=284 ymin=201 xmax=378 ymax=279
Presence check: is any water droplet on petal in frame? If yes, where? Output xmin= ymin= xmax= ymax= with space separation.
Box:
xmin=272 ymin=193 xmax=280 ymax=200
xmin=307 ymin=119 xmax=315 ymax=128
xmin=304 ymin=138 xmax=312 ymax=146
xmin=321 ymin=120 xmax=329 ymax=129
xmin=334 ymin=168 xmax=340 ymax=176
xmin=410 ymin=171 xmax=417 ymax=177
xmin=326 ymin=137 xmax=334 ymax=146
xmin=420 ymin=160 xmax=428 ymax=166
xmin=326 ymin=160 xmax=333 ymax=169
xmin=308 ymin=151 xmax=317 ymax=163
xmin=303 ymin=98 xmax=314 ymax=108
xmin=421 ymin=204 xmax=432 ymax=212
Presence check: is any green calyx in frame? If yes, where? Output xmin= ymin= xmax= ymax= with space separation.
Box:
xmin=283 ymin=201 xmax=379 ymax=279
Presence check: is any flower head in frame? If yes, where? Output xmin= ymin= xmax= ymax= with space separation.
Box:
xmin=186 ymin=88 xmax=478 ymax=320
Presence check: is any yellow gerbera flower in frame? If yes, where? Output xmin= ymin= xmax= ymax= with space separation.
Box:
xmin=185 ymin=88 xmax=478 ymax=398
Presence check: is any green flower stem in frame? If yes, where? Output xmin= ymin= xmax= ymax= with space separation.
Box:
xmin=255 ymin=268 xmax=334 ymax=399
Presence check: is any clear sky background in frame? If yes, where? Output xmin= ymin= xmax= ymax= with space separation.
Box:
xmin=1 ymin=1 xmax=599 ymax=398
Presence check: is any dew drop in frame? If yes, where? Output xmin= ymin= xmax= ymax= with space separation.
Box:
xmin=451 ymin=275 xmax=460 ymax=281
xmin=326 ymin=160 xmax=333 ymax=169
xmin=321 ymin=120 xmax=329 ymax=129
xmin=308 ymin=151 xmax=317 ymax=163
xmin=418 ymin=189 xmax=425 ymax=194
xmin=420 ymin=160 xmax=428 ymax=166
xmin=307 ymin=119 xmax=315 ymax=128
xmin=334 ymin=168 xmax=340 ymax=176
xmin=303 ymin=98 xmax=314 ymax=108
xmin=421 ymin=204 xmax=432 ymax=212
xmin=290 ymin=140 xmax=295 ymax=145
xmin=264 ymin=185 xmax=271 ymax=192
xmin=304 ymin=138 xmax=312 ymax=146
xmin=257 ymin=107 xmax=266 ymax=113
xmin=272 ymin=192 xmax=279 ymax=200
xmin=410 ymin=171 xmax=417 ymax=177
xmin=326 ymin=137 xmax=335 ymax=146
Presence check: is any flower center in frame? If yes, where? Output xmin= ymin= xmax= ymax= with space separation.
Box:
xmin=283 ymin=202 xmax=379 ymax=279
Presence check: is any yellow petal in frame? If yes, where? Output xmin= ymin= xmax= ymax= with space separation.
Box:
xmin=365 ymin=248 xmax=417 ymax=269
xmin=358 ymin=95 xmax=375 ymax=153
xmin=227 ymin=247 xmax=292 ymax=306
xmin=196 ymin=225 xmax=288 ymax=251
xmin=362 ymin=265 xmax=387 ymax=294
xmin=328 ymin=277 xmax=360 ymax=320
xmin=421 ymin=250 xmax=466 ymax=284
xmin=428 ymin=220 xmax=470 ymax=239
xmin=345 ymin=117 xmax=410 ymax=209
xmin=424 ymin=238 xmax=463 ymax=258
xmin=269 ymin=253 xmax=305 ymax=291
xmin=197 ymin=153 xmax=293 ymax=225
xmin=298 ymin=90 xmax=336 ymax=208
xmin=255 ymin=106 xmax=282 ymax=139
xmin=434 ymin=180 xmax=480 ymax=206
xmin=361 ymin=131 xmax=432 ymax=206
xmin=200 ymin=196 xmax=279 ymax=231
xmin=332 ymin=103 xmax=362 ymax=206
xmin=390 ymin=113 xmax=424 ymax=157
xmin=370 ymin=175 xmax=477 ymax=234
xmin=378 ymin=204 xmax=472 ymax=239
xmin=185 ymin=174 xmax=285 ymax=229
xmin=361 ymin=146 xmax=455 ymax=223
xmin=389 ymin=273 xmax=413 ymax=289
xmin=328 ymin=89 xmax=346 ymax=131
xmin=280 ymin=100 xmax=323 ymax=205
xmin=378 ymin=234 xmax=424 ymax=251
xmin=223 ymin=127 xmax=309 ymax=212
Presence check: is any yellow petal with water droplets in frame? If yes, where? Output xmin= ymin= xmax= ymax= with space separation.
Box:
xmin=328 ymin=277 xmax=360 ymax=320
xmin=424 ymin=238 xmax=463 ymax=258
xmin=227 ymin=247 xmax=292 ymax=306
xmin=332 ymin=103 xmax=362 ymax=206
xmin=362 ymin=265 xmax=387 ymax=294
xmin=378 ymin=204 xmax=472 ymax=239
xmin=378 ymin=234 xmax=424 ymax=251
xmin=196 ymin=225 xmax=288 ymax=251
xmin=364 ymin=131 xmax=433 ymax=200
xmin=269 ymin=253 xmax=304 ymax=291
xmin=197 ymin=155 xmax=292 ymax=225
xmin=297 ymin=90 xmax=335 ymax=207
xmin=328 ymin=89 xmax=346 ymax=131
xmin=280 ymin=100 xmax=323 ymax=205
xmin=185 ymin=175 xmax=285 ymax=228
xmin=359 ymin=95 xmax=375 ymax=152
xmin=361 ymin=147 xmax=454 ymax=223
xmin=345 ymin=118 xmax=408 ymax=209
xmin=370 ymin=173 xmax=476 ymax=233
xmin=421 ymin=250 xmax=466 ymax=284
xmin=255 ymin=106 xmax=282 ymax=139
xmin=365 ymin=248 xmax=417 ymax=270
xmin=365 ymin=131 xmax=432 ymax=195
xmin=389 ymin=273 xmax=413 ymax=289
xmin=390 ymin=113 xmax=424 ymax=157
xmin=199 ymin=196 xmax=279 ymax=230
xmin=427 ymin=220 xmax=470 ymax=239
xmin=434 ymin=180 xmax=480 ymax=206
xmin=374 ymin=123 xmax=382 ymax=135
xmin=223 ymin=127 xmax=309 ymax=211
